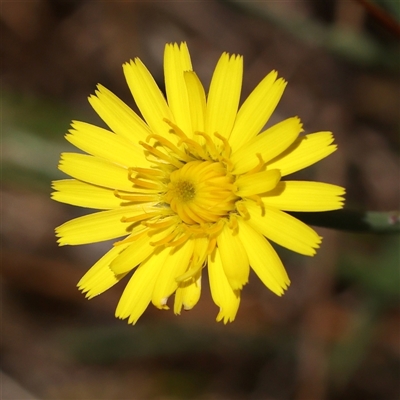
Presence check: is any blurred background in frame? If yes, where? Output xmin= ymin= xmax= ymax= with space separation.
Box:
xmin=1 ymin=1 xmax=399 ymax=399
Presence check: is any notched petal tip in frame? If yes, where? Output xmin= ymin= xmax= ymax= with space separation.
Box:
xmin=216 ymin=311 xmax=235 ymax=324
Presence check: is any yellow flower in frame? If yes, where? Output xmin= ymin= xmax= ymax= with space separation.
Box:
xmin=52 ymin=42 xmax=345 ymax=324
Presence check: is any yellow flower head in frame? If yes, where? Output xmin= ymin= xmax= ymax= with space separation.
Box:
xmin=52 ymin=42 xmax=345 ymax=324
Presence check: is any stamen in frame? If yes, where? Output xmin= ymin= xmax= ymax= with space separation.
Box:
xmin=128 ymin=168 xmax=162 ymax=189
xmin=205 ymin=219 xmax=224 ymax=237
xmin=178 ymin=137 xmax=209 ymax=160
xmin=163 ymin=118 xmax=209 ymax=160
xmin=236 ymin=202 xmax=250 ymax=219
xmin=146 ymin=133 xmax=192 ymax=162
xmin=167 ymin=231 xmax=192 ymax=247
xmin=228 ymin=214 xmax=238 ymax=232
xmin=113 ymin=228 xmax=148 ymax=246
xmin=142 ymin=216 xmax=178 ymax=230
xmin=195 ymin=132 xmax=219 ymax=160
xmin=163 ymin=118 xmax=188 ymax=139
xmin=176 ymin=263 xmax=203 ymax=282
xmin=114 ymin=190 xmax=159 ymax=203
xmin=121 ymin=211 xmax=160 ymax=223
xmin=244 ymin=153 xmax=265 ymax=175
xmin=247 ymin=195 xmax=265 ymax=214
xmin=206 ymin=237 xmax=217 ymax=255
xmin=214 ymin=132 xmax=232 ymax=158
xmin=219 ymin=156 xmax=234 ymax=172
xmin=129 ymin=177 xmax=162 ymax=190
xmin=139 ymin=141 xmax=184 ymax=169
xmin=150 ymin=229 xmax=179 ymax=247
xmin=131 ymin=167 xmax=164 ymax=178
xmin=184 ymin=223 xmax=208 ymax=236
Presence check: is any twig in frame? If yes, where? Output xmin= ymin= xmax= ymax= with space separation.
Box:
xmin=353 ymin=0 xmax=400 ymax=38
xmin=289 ymin=210 xmax=400 ymax=234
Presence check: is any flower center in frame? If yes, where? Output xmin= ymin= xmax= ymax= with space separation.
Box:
xmin=164 ymin=160 xmax=238 ymax=225
xmin=173 ymin=180 xmax=196 ymax=203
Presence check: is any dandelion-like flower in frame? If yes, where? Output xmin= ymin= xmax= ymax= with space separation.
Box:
xmin=52 ymin=42 xmax=345 ymax=324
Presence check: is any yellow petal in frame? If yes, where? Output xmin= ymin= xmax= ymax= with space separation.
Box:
xmin=262 ymin=181 xmax=346 ymax=211
xmin=232 ymin=117 xmax=302 ymax=175
xmin=216 ymin=223 xmax=249 ymax=290
xmin=109 ymin=230 xmax=154 ymax=275
xmin=110 ymin=225 xmax=183 ymax=275
xmin=230 ymin=71 xmax=287 ymax=152
xmin=115 ymin=246 xmax=170 ymax=324
xmin=184 ymin=71 xmax=206 ymax=136
xmin=237 ymin=218 xmax=290 ymax=296
xmin=152 ymin=238 xmax=195 ymax=309
xmin=77 ymin=243 xmax=129 ymax=299
xmin=123 ymin=58 xmax=174 ymax=138
xmin=235 ymin=169 xmax=281 ymax=197
xmin=244 ymin=200 xmax=322 ymax=256
xmin=65 ymin=121 xmax=148 ymax=167
xmin=266 ymin=132 xmax=337 ymax=176
xmin=205 ymin=53 xmax=243 ymax=139
xmin=51 ymin=179 xmax=125 ymax=209
xmin=164 ymin=42 xmax=193 ymax=136
xmin=58 ymin=153 xmax=133 ymax=191
xmin=88 ymin=84 xmax=151 ymax=142
xmin=174 ymin=271 xmax=202 ymax=314
xmin=55 ymin=204 xmax=156 ymax=245
xmin=208 ymin=247 xmax=240 ymax=323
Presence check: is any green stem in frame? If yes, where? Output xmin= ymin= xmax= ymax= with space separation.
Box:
xmin=289 ymin=210 xmax=400 ymax=234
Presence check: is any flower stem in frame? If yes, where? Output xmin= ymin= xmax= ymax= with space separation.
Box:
xmin=289 ymin=210 xmax=400 ymax=234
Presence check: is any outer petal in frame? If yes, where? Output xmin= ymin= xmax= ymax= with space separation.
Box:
xmin=77 ymin=243 xmax=130 ymax=299
xmin=230 ymin=71 xmax=287 ymax=152
xmin=52 ymin=179 xmax=125 ymax=209
xmin=184 ymin=71 xmax=206 ymax=137
xmin=175 ymin=237 xmax=209 ymax=283
xmin=235 ymin=169 xmax=281 ymax=197
xmin=110 ymin=229 xmax=156 ymax=275
xmin=65 ymin=121 xmax=148 ymax=167
xmin=152 ymin=238 xmax=195 ymax=309
xmin=216 ymin=223 xmax=249 ymax=290
xmin=174 ymin=272 xmax=202 ymax=314
xmin=237 ymin=218 xmax=290 ymax=296
xmin=55 ymin=204 xmax=156 ymax=245
xmin=88 ymin=84 xmax=151 ymax=142
xmin=58 ymin=153 xmax=134 ymax=191
xmin=266 ymin=132 xmax=337 ymax=176
xmin=262 ymin=181 xmax=345 ymax=211
xmin=232 ymin=117 xmax=302 ymax=175
xmin=244 ymin=200 xmax=322 ymax=256
xmin=208 ymin=247 xmax=240 ymax=323
xmin=123 ymin=58 xmax=174 ymax=138
xmin=173 ymin=237 xmax=209 ymax=284
xmin=205 ymin=53 xmax=243 ymax=139
xmin=115 ymin=246 xmax=170 ymax=324
xmin=164 ymin=42 xmax=193 ymax=137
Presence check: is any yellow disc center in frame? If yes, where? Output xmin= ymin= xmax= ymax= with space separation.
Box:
xmin=174 ymin=180 xmax=196 ymax=203
xmin=164 ymin=161 xmax=238 ymax=225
